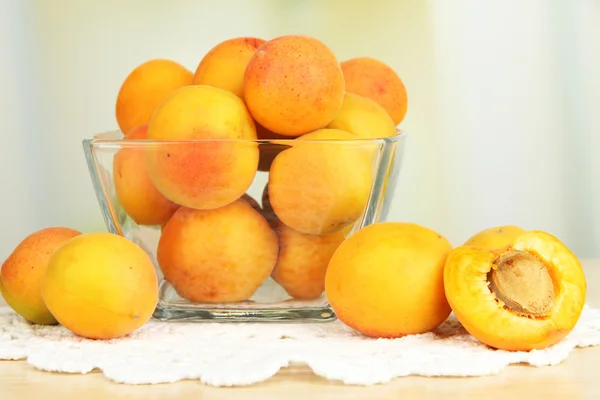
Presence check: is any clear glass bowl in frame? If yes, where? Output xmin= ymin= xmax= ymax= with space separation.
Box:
xmin=82 ymin=130 xmax=406 ymax=323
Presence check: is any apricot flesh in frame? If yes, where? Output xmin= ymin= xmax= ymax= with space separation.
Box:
xmin=268 ymin=129 xmax=373 ymax=235
xmin=444 ymin=230 xmax=587 ymax=351
xmin=145 ymin=85 xmax=259 ymax=210
xmin=115 ymin=59 xmax=193 ymax=133
xmin=0 ymin=227 xmax=82 ymax=325
xmin=192 ymin=37 xmax=266 ymax=98
xmin=157 ymin=199 xmax=278 ymax=303
xmin=41 ymin=232 xmax=158 ymax=339
xmin=464 ymin=225 xmax=525 ymax=249
xmin=325 ymin=222 xmax=453 ymax=338
xmin=327 ymin=92 xmax=397 ymax=139
xmin=243 ymin=35 xmax=345 ymax=136
xmin=113 ymin=124 xmax=180 ymax=226
xmin=341 ymin=57 xmax=408 ymax=126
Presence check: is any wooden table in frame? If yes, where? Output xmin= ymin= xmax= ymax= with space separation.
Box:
xmin=1 ymin=260 xmax=599 ymax=400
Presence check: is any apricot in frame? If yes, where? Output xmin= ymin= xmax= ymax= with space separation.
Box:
xmin=268 ymin=129 xmax=373 ymax=235
xmin=192 ymin=37 xmax=266 ymax=98
xmin=115 ymin=59 xmax=193 ymax=133
xmin=464 ymin=225 xmax=525 ymax=249
xmin=341 ymin=57 xmax=408 ymax=126
xmin=243 ymin=35 xmax=345 ymax=136
xmin=157 ymin=199 xmax=278 ymax=303
xmin=113 ymin=124 xmax=180 ymax=226
xmin=444 ymin=230 xmax=587 ymax=351
xmin=271 ymin=219 xmax=346 ymax=300
xmin=41 ymin=232 xmax=158 ymax=340
xmin=145 ymin=85 xmax=259 ymax=210
xmin=326 ymin=222 xmax=452 ymax=337
xmin=327 ymin=92 xmax=397 ymax=139
xmin=0 ymin=227 xmax=82 ymax=325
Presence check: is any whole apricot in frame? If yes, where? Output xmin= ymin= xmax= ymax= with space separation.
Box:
xmin=268 ymin=129 xmax=373 ymax=235
xmin=193 ymin=37 xmax=266 ymax=98
xmin=0 ymin=227 xmax=82 ymax=325
xmin=113 ymin=124 xmax=180 ymax=226
xmin=327 ymin=92 xmax=397 ymax=138
xmin=243 ymin=35 xmax=345 ymax=136
xmin=41 ymin=232 xmax=158 ymax=339
xmin=115 ymin=59 xmax=193 ymax=133
xmin=444 ymin=230 xmax=587 ymax=351
xmin=157 ymin=199 xmax=278 ymax=303
xmin=145 ymin=85 xmax=259 ymax=210
xmin=341 ymin=57 xmax=408 ymax=125
xmin=464 ymin=225 xmax=525 ymax=249
xmin=325 ymin=222 xmax=453 ymax=338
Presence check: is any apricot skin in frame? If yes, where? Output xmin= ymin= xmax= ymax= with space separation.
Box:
xmin=341 ymin=57 xmax=408 ymax=126
xmin=325 ymin=222 xmax=453 ymax=338
xmin=243 ymin=35 xmax=345 ymax=136
xmin=193 ymin=37 xmax=266 ymax=98
xmin=145 ymin=85 xmax=259 ymax=210
xmin=443 ymin=230 xmax=587 ymax=351
xmin=327 ymin=92 xmax=397 ymax=139
xmin=157 ymin=199 xmax=279 ymax=303
xmin=115 ymin=59 xmax=193 ymax=133
xmin=113 ymin=124 xmax=180 ymax=226
xmin=464 ymin=225 xmax=525 ymax=249
xmin=41 ymin=232 xmax=158 ymax=340
xmin=0 ymin=227 xmax=82 ymax=325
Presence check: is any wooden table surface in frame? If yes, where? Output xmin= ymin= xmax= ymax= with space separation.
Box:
xmin=1 ymin=260 xmax=599 ymax=400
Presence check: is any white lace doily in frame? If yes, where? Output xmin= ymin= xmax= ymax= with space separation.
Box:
xmin=1 ymin=304 xmax=600 ymax=387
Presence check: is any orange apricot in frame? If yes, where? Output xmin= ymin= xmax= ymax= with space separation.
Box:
xmin=243 ymin=35 xmax=345 ymax=136
xmin=113 ymin=124 xmax=180 ymax=226
xmin=145 ymin=85 xmax=259 ymax=210
xmin=341 ymin=57 xmax=408 ymax=126
xmin=157 ymin=199 xmax=278 ymax=303
xmin=327 ymin=92 xmax=397 ymax=138
xmin=115 ymin=59 xmax=193 ymax=133
xmin=192 ymin=37 xmax=266 ymax=98
xmin=325 ymin=222 xmax=453 ymax=338
xmin=444 ymin=230 xmax=587 ymax=351
xmin=464 ymin=225 xmax=525 ymax=249
xmin=0 ymin=227 xmax=82 ymax=325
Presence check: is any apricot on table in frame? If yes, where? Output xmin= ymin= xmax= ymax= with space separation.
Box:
xmin=464 ymin=225 xmax=525 ymax=249
xmin=157 ymin=199 xmax=278 ymax=303
xmin=327 ymin=92 xmax=397 ymax=139
xmin=325 ymin=222 xmax=453 ymax=338
xmin=41 ymin=232 xmax=158 ymax=339
xmin=113 ymin=124 xmax=180 ymax=226
xmin=341 ymin=57 xmax=408 ymax=126
xmin=0 ymin=227 xmax=82 ymax=325
xmin=243 ymin=35 xmax=345 ymax=136
xmin=193 ymin=37 xmax=266 ymax=98
xmin=267 ymin=129 xmax=373 ymax=235
xmin=444 ymin=230 xmax=587 ymax=351
xmin=145 ymin=85 xmax=259 ymax=210
xmin=115 ymin=59 xmax=193 ymax=133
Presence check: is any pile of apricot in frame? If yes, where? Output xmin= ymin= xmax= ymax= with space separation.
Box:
xmin=112 ymin=34 xmax=408 ymax=303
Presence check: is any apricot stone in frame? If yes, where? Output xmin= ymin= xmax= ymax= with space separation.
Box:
xmin=267 ymin=129 xmax=373 ymax=235
xmin=115 ymin=59 xmax=193 ymax=133
xmin=444 ymin=230 xmax=587 ymax=351
xmin=327 ymin=92 xmax=397 ymax=139
xmin=193 ymin=37 xmax=266 ymax=98
xmin=464 ymin=225 xmax=525 ymax=249
xmin=41 ymin=232 xmax=158 ymax=339
xmin=113 ymin=124 xmax=180 ymax=226
xmin=243 ymin=35 xmax=345 ymax=136
xmin=157 ymin=199 xmax=278 ymax=303
xmin=325 ymin=222 xmax=453 ymax=338
xmin=0 ymin=227 xmax=82 ymax=325
xmin=145 ymin=85 xmax=259 ymax=210
xmin=341 ymin=57 xmax=408 ymax=126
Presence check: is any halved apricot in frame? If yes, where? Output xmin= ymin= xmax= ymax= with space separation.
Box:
xmin=444 ymin=230 xmax=587 ymax=351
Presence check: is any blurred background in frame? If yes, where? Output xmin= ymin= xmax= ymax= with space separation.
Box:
xmin=1 ymin=0 xmax=598 ymax=259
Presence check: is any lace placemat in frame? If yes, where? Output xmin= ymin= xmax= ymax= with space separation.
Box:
xmin=1 ymin=305 xmax=600 ymax=387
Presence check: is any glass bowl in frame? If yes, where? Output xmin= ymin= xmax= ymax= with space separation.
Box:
xmin=82 ymin=130 xmax=406 ymax=323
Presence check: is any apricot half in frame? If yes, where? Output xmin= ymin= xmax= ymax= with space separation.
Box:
xmin=444 ymin=230 xmax=587 ymax=351
xmin=464 ymin=225 xmax=525 ymax=249
xmin=325 ymin=222 xmax=453 ymax=338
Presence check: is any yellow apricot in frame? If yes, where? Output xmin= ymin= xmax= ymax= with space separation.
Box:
xmin=327 ymin=92 xmax=397 ymax=138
